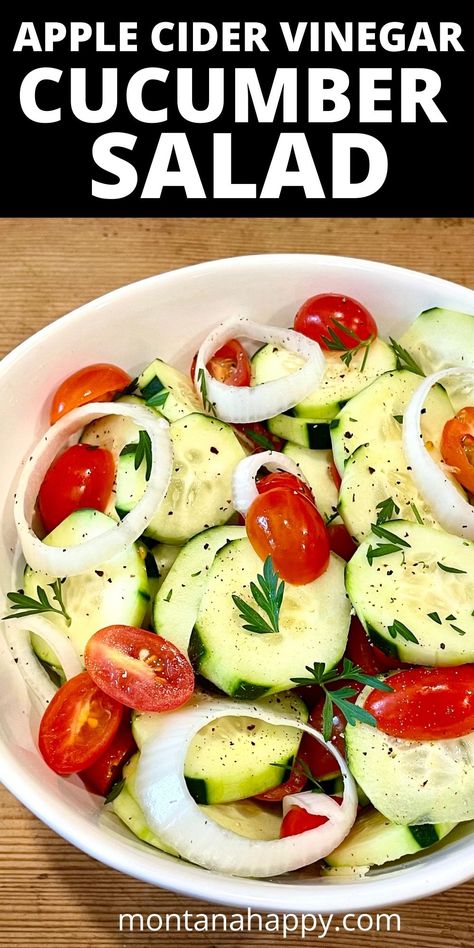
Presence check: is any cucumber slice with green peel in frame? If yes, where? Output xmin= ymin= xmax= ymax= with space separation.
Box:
xmin=399 ymin=307 xmax=474 ymax=410
xmin=25 ymin=509 xmax=149 ymax=667
xmin=345 ymin=686 xmax=474 ymax=824
xmin=325 ymin=807 xmax=456 ymax=868
xmin=267 ymin=414 xmax=331 ymax=449
xmin=153 ymin=525 xmax=246 ymax=653
xmin=114 ymin=752 xmax=281 ymax=848
xmin=338 ymin=440 xmax=463 ymax=543
xmin=282 ymin=444 xmax=341 ymax=525
xmin=330 ymin=369 xmax=454 ymax=476
xmin=193 ymin=537 xmax=351 ymax=697
xmin=251 ymin=340 xmax=396 ymax=421
xmin=133 ymin=691 xmax=308 ymax=804
xmin=115 ymin=413 xmax=246 ymax=544
xmin=138 ymin=358 xmax=201 ymax=421
xmin=80 ymin=394 xmax=144 ymax=517
xmin=346 ymin=520 xmax=474 ymax=665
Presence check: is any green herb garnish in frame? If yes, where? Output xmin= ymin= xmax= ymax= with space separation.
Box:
xmin=389 ymin=339 xmax=425 ymax=376
xmin=290 ymin=658 xmax=393 ymax=740
xmin=410 ymin=502 xmax=424 ymax=524
xmin=271 ymin=757 xmax=324 ymax=793
xmin=375 ymin=497 xmax=400 ymax=525
xmin=393 ymin=414 xmax=403 ymax=424
xmin=105 ymin=778 xmax=125 ymax=804
xmin=233 ymin=556 xmax=284 ymax=635
xmin=146 ymin=389 xmax=169 ymax=409
xmin=387 ymin=619 xmax=419 ymax=644
xmin=164 ymin=588 xmax=173 ymax=602
xmin=437 ymin=562 xmax=467 ymax=574
xmin=450 ymin=625 xmax=466 ymax=636
xmin=428 ymin=612 xmax=441 ymax=624
xmin=371 ymin=523 xmax=410 ymax=547
xmin=134 ymin=429 xmax=153 ymax=480
xmin=321 ymin=321 xmax=375 ymax=371
xmin=367 ymin=543 xmax=406 ymax=566
xmin=240 ymin=427 xmax=275 ymax=451
xmin=197 ymin=367 xmax=215 ymax=415
xmin=3 ymin=579 xmax=71 ymax=627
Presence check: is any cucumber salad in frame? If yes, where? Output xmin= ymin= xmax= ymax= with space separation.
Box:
xmin=4 ymin=296 xmax=474 ymax=879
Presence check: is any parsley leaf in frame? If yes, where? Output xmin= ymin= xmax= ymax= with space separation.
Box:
xmin=134 ymin=429 xmax=153 ymax=480
xmin=437 ymin=562 xmax=467 ymax=574
xmin=321 ymin=320 xmax=375 ymax=371
xmin=387 ymin=619 xmax=419 ymax=643
xmin=375 ymin=497 xmax=400 ymax=525
xmin=233 ymin=556 xmax=284 ymax=635
xmin=3 ymin=579 xmax=71 ymax=627
xmin=389 ymin=339 xmax=425 ymax=376
xmin=146 ymin=389 xmax=169 ymax=409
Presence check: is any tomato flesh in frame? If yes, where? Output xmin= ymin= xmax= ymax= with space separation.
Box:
xmin=329 ymin=461 xmax=342 ymax=491
xmin=80 ymin=713 xmax=137 ymax=796
xmin=294 ymin=293 xmax=377 ymax=350
xmin=38 ymin=443 xmax=115 ymax=533
xmin=346 ymin=616 xmax=406 ymax=674
xmin=255 ymin=754 xmax=309 ymax=802
xmin=190 ymin=339 xmax=251 ymax=387
xmin=84 ymin=625 xmax=194 ymax=713
xmin=364 ymin=666 xmax=474 ymax=740
xmin=51 ymin=363 xmax=131 ymax=424
xmin=441 ymin=407 xmax=474 ymax=493
xmin=256 ymin=471 xmax=315 ymax=505
xmin=38 ymin=671 xmax=124 ymax=775
xmin=327 ymin=522 xmax=357 ymax=561
xmin=280 ymin=806 xmax=328 ymax=838
xmin=245 ymin=487 xmax=330 ymax=584
xmin=298 ymin=695 xmax=347 ymax=780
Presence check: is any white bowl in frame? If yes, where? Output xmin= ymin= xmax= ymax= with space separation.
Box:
xmin=1 ymin=253 xmax=474 ymax=912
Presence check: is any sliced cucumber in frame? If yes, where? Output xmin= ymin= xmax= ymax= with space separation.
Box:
xmin=346 ymin=520 xmax=474 ymax=664
xmin=267 ymin=415 xmax=331 ymax=449
xmin=399 ymin=307 xmax=474 ymax=409
xmin=193 ymin=537 xmax=350 ymax=697
xmin=338 ymin=441 xmax=459 ymax=543
xmin=153 ymin=525 xmax=246 ymax=653
xmin=80 ymin=394 xmax=143 ymax=517
xmin=115 ymin=413 xmax=246 ymax=544
xmin=282 ymin=443 xmax=341 ymax=525
xmin=330 ymin=369 xmax=454 ymax=476
xmin=149 ymin=543 xmax=181 ymax=590
xmin=325 ymin=807 xmax=456 ymax=868
xmin=252 ymin=340 xmax=396 ymax=421
xmin=346 ymin=686 xmax=474 ymax=824
xmin=133 ymin=691 xmax=307 ymax=804
xmin=113 ymin=752 xmax=281 ymax=848
xmin=25 ymin=509 xmax=149 ymax=666
xmin=138 ymin=358 xmax=201 ymax=422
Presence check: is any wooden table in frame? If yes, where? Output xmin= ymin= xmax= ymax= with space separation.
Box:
xmin=0 ymin=217 xmax=473 ymax=948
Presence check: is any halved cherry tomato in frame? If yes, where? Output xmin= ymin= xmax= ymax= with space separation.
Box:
xmin=346 ymin=616 xmax=406 ymax=674
xmin=51 ymin=363 xmax=132 ymax=424
xmin=280 ymin=807 xmax=328 ymax=838
xmin=84 ymin=625 xmax=194 ymax=712
xmin=232 ymin=422 xmax=284 ymax=454
xmin=327 ymin=522 xmax=357 ymax=561
xmin=329 ymin=461 xmax=342 ymax=491
xmin=246 ymin=488 xmax=330 ymax=584
xmin=255 ymin=754 xmax=309 ymax=802
xmin=298 ymin=696 xmax=347 ymax=781
xmin=80 ymin=713 xmax=137 ymax=797
xmin=38 ymin=671 xmax=124 ymax=775
xmin=441 ymin=407 xmax=474 ymax=493
xmin=38 ymin=443 xmax=115 ymax=533
xmin=257 ymin=471 xmax=315 ymax=505
xmin=294 ymin=294 xmax=377 ymax=350
xmin=364 ymin=666 xmax=474 ymax=740
xmin=190 ymin=339 xmax=251 ymax=387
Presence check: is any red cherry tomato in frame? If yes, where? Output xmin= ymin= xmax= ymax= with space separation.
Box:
xmin=38 ymin=671 xmax=124 ymax=775
xmin=329 ymin=461 xmax=342 ymax=491
xmin=84 ymin=625 xmax=194 ymax=713
xmin=294 ymin=294 xmax=377 ymax=350
xmin=246 ymin=488 xmax=330 ymax=585
xmin=232 ymin=422 xmax=284 ymax=454
xmin=190 ymin=339 xmax=251 ymax=387
xmin=298 ymin=696 xmax=347 ymax=781
xmin=280 ymin=807 xmax=328 ymax=838
xmin=51 ymin=364 xmax=131 ymax=424
xmin=80 ymin=713 xmax=137 ymax=797
xmin=364 ymin=666 xmax=474 ymax=741
xmin=38 ymin=443 xmax=115 ymax=533
xmin=257 ymin=471 xmax=315 ymax=505
xmin=346 ymin=616 xmax=406 ymax=674
xmin=327 ymin=522 xmax=357 ymax=561
xmin=441 ymin=407 xmax=474 ymax=494
xmin=255 ymin=754 xmax=309 ymax=802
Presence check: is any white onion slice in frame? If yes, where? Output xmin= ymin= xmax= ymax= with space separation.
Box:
xmin=135 ymin=696 xmax=357 ymax=878
xmin=403 ymin=367 xmax=474 ymax=539
xmin=2 ymin=615 xmax=82 ymax=709
xmin=194 ymin=316 xmax=325 ymax=423
xmin=232 ymin=451 xmax=311 ymax=516
xmin=14 ymin=402 xmax=172 ymax=577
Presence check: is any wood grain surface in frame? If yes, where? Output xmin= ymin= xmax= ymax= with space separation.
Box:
xmin=1 ymin=217 xmax=473 ymax=948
